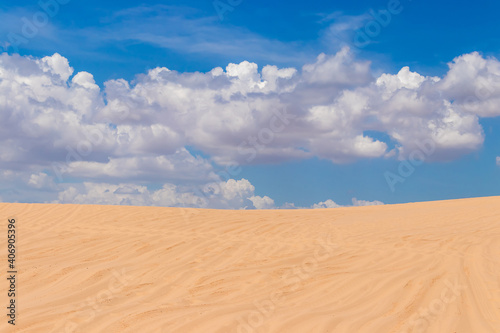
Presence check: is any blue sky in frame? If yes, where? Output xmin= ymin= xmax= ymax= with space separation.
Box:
xmin=0 ymin=0 xmax=499 ymax=208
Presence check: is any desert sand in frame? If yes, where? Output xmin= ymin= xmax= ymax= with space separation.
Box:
xmin=1 ymin=196 xmax=500 ymax=332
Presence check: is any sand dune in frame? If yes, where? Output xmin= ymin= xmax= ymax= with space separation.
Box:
xmin=1 ymin=196 xmax=500 ymax=332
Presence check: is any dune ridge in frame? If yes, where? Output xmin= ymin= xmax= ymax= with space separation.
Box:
xmin=1 ymin=196 xmax=500 ymax=332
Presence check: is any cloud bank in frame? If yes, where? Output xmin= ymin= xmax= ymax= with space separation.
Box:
xmin=1 ymin=48 xmax=499 ymax=207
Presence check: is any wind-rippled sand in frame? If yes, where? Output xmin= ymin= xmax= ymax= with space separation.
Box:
xmin=1 ymin=196 xmax=500 ymax=332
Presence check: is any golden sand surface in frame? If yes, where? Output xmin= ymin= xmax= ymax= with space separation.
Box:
xmin=1 ymin=196 xmax=500 ymax=332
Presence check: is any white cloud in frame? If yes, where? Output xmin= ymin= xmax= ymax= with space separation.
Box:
xmin=218 ymin=179 xmax=255 ymax=201
xmin=36 ymin=53 xmax=74 ymax=82
xmin=0 ymin=50 xmax=499 ymax=207
xmin=280 ymin=202 xmax=299 ymax=209
xmin=496 ymin=156 xmax=500 ymax=166
xmin=55 ymin=178 xmax=268 ymax=209
xmin=312 ymin=199 xmax=342 ymax=209
xmin=312 ymin=198 xmax=384 ymax=209
xmin=28 ymin=172 xmax=56 ymax=190
xmin=351 ymin=198 xmax=384 ymax=206
xmin=376 ymin=66 xmax=430 ymax=93
xmin=248 ymin=195 xmax=275 ymax=209
xmin=438 ymin=52 xmax=500 ymax=117
xmin=59 ymin=148 xmax=215 ymax=182
xmin=302 ymin=48 xmax=372 ymax=86
xmin=1 ymin=49 xmax=494 ymax=172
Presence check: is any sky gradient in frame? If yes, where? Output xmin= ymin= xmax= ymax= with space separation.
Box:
xmin=0 ymin=0 xmax=499 ymax=209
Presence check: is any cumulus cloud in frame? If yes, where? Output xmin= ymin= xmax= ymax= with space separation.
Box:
xmin=56 ymin=182 xmax=210 ymax=207
xmin=312 ymin=199 xmax=342 ymax=209
xmin=497 ymin=156 xmax=500 ymax=166
xmin=56 ymin=178 xmax=267 ymax=209
xmin=1 ymin=49 xmax=500 ymax=207
xmin=248 ymin=195 xmax=275 ymax=209
xmin=311 ymin=198 xmax=383 ymax=209
xmin=351 ymin=198 xmax=384 ymax=206
xmin=438 ymin=52 xmax=500 ymax=117
xmin=28 ymin=172 xmax=56 ymax=190
xmin=58 ymin=148 xmax=215 ymax=183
